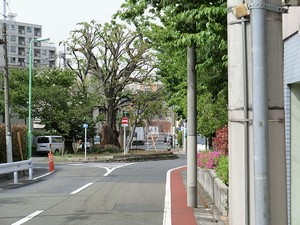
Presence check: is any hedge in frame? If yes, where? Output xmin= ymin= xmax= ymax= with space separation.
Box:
xmin=0 ymin=124 xmax=28 ymax=163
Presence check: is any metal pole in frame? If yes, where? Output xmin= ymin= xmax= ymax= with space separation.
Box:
xmin=242 ymin=17 xmax=250 ymax=225
xmin=187 ymin=43 xmax=197 ymax=208
xmin=84 ymin=126 xmax=87 ymax=160
xmin=3 ymin=0 xmax=12 ymax=162
xmin=251 ymin=0 xmax=270 ymax=224
xmin=28 ymin=39 xmax=34 ymax=159
xmin=27 ymin=37 xmax=49 ymax=159
xmin=123 ymin=126 xmax=126 ymax=155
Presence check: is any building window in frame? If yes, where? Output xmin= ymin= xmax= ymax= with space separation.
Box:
xmin=10 ymin=24 xmax=16 ymax=31
xmin=10 ymin=35 xmax=16 ymax=42
xmin=42 ymin=49 xmax=47 ymax=56
xmin=27 ymin=26 xmax=32 ymax=33
xmin=10 ymin=57 xmax=16 ymax=63
xmin=10 ymin=46 xmax=16 ymax=53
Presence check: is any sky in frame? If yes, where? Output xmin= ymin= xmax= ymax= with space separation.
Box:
xmin=3 ymin=0 xmax=126 ymax=52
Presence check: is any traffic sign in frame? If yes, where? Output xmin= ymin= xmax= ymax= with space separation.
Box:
xmin=122 ymin=117 xmax=128 ymax=127
xmin=83 ymin=123 xmax=88 ymax=128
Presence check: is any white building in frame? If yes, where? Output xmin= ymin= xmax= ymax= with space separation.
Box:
xmin=283 ymin=6 xmax=300 ymax=225
xmin=0 ymin=19 xmax=56 ymax=69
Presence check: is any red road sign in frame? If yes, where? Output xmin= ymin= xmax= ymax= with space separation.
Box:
xmin=122 ymin=117 xmax=128 ymax=126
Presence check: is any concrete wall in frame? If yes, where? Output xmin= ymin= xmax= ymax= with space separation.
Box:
xmin=198 ymin=168 xmax=229 ymax=216
xmin=283 ymin=7 xmax=300 ymax=39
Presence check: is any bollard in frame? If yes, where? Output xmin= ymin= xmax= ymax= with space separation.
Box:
xmin=48 ymin=151 xmax=55 ymax=172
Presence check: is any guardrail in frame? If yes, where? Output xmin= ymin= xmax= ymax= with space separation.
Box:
xmin=0 ymin=159 xmax=33 ymax=184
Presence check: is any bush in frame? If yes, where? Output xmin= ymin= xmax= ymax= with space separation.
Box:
xmin=177 ymin=130 xmax=182 ymax=148
xmin=197 ymin=151 xmax=222 ymax=169
xmin=0 ymin=124 xmax=27 ymax=163
xmin=212 ymin=126 xmax=228 ymax=155
xmin=215 ymin=155 xmax=229 ymax=186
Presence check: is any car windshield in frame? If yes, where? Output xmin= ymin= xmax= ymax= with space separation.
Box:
xmin=37 ymin=137 xmax=50 ymax=143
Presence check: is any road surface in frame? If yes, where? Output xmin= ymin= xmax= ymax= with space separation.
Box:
xmin=0 ymin=155 xmax=186 ymax=225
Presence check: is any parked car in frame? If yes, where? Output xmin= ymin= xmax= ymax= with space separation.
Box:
xmin=36 ymin=135 xmax=64 ymax=155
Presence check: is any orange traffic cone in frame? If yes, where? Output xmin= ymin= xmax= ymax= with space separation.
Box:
xmin=48 ymin=151 xmax=55 ymax=172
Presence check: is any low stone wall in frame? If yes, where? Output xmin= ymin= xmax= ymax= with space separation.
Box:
xmin=197 ymin=168 xmax=229 ymax=216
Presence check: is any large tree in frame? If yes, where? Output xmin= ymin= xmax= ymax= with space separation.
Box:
xmin=8 ymin=68 xmax=99 ymax=141
xmin=117 ymin=0 xmax=228 ymax=138
xmin=61 ymin=21 xmax=156 ymax=134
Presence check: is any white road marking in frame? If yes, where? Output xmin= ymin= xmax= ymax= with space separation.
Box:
xmin=70 ymin=182 xmax=93 ymax=195
xmin=33 ymin=171 xmax=53 ymax=180
xmin=69 ymin=162 xmax=133 ymax=177
xmin=163 ymin=166 xmax=186 ymax=225
xmin=99 ymin=163 xmax=133 ymax=176
xmin=11 ymin=210 xmax=44 ymax=225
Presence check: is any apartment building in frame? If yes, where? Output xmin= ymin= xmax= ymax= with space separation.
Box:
xmin=0 ymin=19 xmax=56 ymax=69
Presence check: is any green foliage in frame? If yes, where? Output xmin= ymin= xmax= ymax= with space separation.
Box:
xmin=177 ymin=130 xmax=183 ymax=148
xmin=8 ymin=67 xmax=100 ymax=140
xmin=117 ymin=0 xmax=228 ymax=135
xmin=215 ymin=155 xmax=229 ymax=186
xmin=62 ymin=21 xmax=156 ymax=132
xmin=0 ymin=124 xmax=27 ymax=163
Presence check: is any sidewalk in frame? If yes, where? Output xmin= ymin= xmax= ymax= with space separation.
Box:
xmin=171 ymin=166 xmax=226 ymax=225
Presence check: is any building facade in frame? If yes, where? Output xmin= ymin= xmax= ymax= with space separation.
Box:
xmin=283 ymin=7 xmax=300 ymax=225
xmin=0 ymin=19 xmax=56 ymax=69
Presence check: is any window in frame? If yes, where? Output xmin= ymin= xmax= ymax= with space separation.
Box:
xmin=27 ymin=26 xmax=32 ymax=33
xmin=10 ymin=35 xmax=16 ymax=42
xmin=52 ymin=137 xmax=63 ymax=143
xmin=42 ymin=49 xmax=47 ymax=56
xmin=10 ymin=46 xmax=16 ymax=53
xmin=10 ymin=24 xmax=16 ymax=31
xmin=10 ymin=57 xmax=16 ymax=63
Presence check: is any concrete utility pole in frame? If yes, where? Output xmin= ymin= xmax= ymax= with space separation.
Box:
xmin=2 ymin=0 xmax=13 ymax=162
xmin=228 ymin=0 xmax=288 ymax=224
xmin=186 ymin=43 xmax=197 ymax=208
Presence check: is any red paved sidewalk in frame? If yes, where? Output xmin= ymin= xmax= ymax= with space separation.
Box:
xmin=171 ymin=166 xmax=197 ymax=225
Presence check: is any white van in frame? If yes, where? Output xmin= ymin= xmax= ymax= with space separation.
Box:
xmin=36 ymin=136 xmax=64 ymax=155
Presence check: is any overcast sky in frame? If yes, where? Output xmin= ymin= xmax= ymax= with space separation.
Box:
xmin=3 ymin=0 xmax=126 ymax=51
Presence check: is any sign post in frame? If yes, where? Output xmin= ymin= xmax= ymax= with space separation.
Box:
xmin=121 ymin=118 xmax=128 ymax=155
xmin=83 ymin=123 xmax=88 ymax=160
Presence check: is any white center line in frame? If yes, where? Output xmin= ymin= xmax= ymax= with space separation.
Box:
xmin=70 ymin=182 xmax=93 ymax=195
xmin=12 ymin=210 xmax=44 ymax=225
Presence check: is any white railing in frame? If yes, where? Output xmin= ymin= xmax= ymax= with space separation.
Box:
xmin=0 ymin=159 xmax=33 ymax=184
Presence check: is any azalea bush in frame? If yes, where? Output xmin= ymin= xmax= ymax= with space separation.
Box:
xmin=197 ymin=151 xmax=222 ymax=169
xmin=197 ymin=126 xmax=229 ymax=186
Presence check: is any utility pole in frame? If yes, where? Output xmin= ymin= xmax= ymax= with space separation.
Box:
xmin=228 ymin=0 xmax=288 ymax=224
xmin=2 ymin=0 xmax=13 ymax=162
xmin=186 ymin=43 xmax=197 ymax=208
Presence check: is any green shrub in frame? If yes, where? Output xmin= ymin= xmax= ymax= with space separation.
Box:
xmin=215 ymin=155 xmax=229 ymax=186
xmin=0 ymin=124 xmax=27 ymax=163
xmin=177 ymin=130 xmax=182 ymax=147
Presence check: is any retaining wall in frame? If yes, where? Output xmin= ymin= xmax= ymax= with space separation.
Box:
xmin=197 ymin=168 xmax=229 ymax=216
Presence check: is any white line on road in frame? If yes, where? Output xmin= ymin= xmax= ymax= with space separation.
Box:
xmin=33 ymin=171 xmax=53 ymax=180
xmin=100 ymin=163 xmax=134 ymax=177
xmin=11 ymin=210 xmax=44 ymax=225
xmin=163 ymin=166 xmax=186 ymax=225
xmin=70 ymin=182 xmax=94 ymax=195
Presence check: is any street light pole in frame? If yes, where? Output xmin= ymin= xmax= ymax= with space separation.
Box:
xmin=27 ymin=37 xmax=49 ymax=159
xmin=2 ymin=0 xmax=13 ymax=162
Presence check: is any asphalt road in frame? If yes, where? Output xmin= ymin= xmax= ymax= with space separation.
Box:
xmin=0 ymin=155 xmax=186 ymax=225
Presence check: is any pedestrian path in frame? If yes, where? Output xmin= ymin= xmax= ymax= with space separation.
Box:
xmin=171 ymin=166 xmax=225 ymax=225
